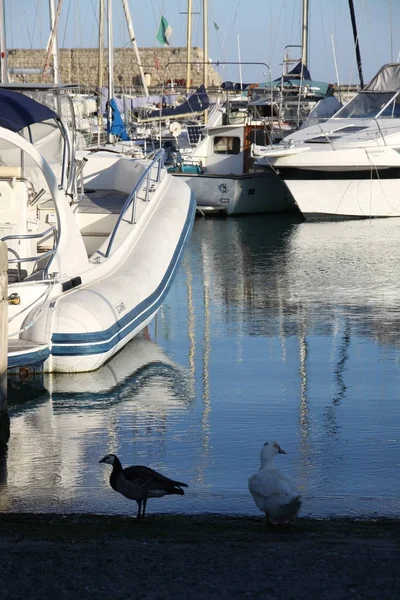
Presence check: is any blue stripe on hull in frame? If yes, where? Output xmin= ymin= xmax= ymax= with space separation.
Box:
xmin=51 ymin=195 xmax=196 ymax=357
xmin=8 ymin=347 xmax=51 ymax=368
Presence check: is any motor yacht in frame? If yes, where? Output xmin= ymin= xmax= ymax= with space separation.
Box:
xmin=255 ymin=63 xmax=400 ymax=220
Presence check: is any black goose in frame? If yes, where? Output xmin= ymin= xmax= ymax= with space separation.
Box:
xmin=99 ymin=453 xmax=188 ymax=518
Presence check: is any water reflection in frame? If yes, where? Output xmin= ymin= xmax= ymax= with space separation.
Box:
xmin=192 ymin=217 xmax=400 ymax=343
xmin=1 ymin=335 xmax=194 ymax=513
xmin=2 ymin=215 xmax=400 ymax=517
xmin=151 ymin=215 xmax=400 ymax=515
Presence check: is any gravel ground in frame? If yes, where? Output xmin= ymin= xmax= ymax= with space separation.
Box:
xmin=0 ymin=514 xmax=399 ymax=599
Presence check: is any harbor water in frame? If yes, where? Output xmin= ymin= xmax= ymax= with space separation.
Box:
xmin=1 ymin=214 xmax=400 ymax=517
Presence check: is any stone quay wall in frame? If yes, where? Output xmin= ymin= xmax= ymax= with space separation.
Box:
xmin=7 ymin=47 xmax=222 ymax=90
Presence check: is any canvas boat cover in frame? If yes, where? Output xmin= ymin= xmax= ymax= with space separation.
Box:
xmin=221 ymin=81 xmax=254 ymax=90
xmin=0 ymin=89 xmax=59 ymax=132
xmin=107 ymin=98 xmax=130 ymax=141
xmin=253 ymin=62 xmax=332 ymax=98
xmin=363 ymin=63 xmax=400 ymax=92
xmin=284 ymin=61 xmax=312 ymax=81
xmin=145 ymin=84 xmax=209 ymax=119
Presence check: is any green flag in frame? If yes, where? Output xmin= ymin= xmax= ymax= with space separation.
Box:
xmin=156 ymin=16 xmax=172 ymax=46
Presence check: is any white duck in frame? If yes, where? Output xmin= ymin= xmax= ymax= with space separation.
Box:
xmin=248 ymin=441 xmax=301 ymax=525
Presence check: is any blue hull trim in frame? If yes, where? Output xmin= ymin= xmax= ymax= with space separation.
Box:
xmin=51 ymin=195 xmax=196 ymax=356
xmin=8 ymin=347 xmax=51 ymax=369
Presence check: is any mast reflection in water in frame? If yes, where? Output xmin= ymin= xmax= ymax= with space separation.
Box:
xmin=2 ymin=215 xmax=400 ymax=517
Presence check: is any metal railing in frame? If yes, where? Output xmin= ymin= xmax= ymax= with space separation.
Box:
xmin=2 ymin=226 xmax=57 ymax=277
xmin=103 ymin=150 xmax=164 ymax=259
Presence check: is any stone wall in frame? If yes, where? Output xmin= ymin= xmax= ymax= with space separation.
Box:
xmin=7 ymin=47 xmax=222 ymax=90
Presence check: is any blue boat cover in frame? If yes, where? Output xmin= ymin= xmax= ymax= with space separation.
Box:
xmin=221 ymin=81 xmax=254 ymax=91
xmin=286 ymin=61 xmax=312 ymax=81
xmin=146 ymin=84 xmax=209 ymax=119
xmin=222 ymin=64 xmax=313 ymax=92
xmin=0 ymin=89 xmax=59 ymax=132
xmin=107 ymin=97 xmax=130 ymax=141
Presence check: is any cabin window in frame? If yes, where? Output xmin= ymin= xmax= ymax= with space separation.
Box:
xmin=246 ymin=129 xmax=271 ymax=146
xmin=213 ymin=136 xmax=240 ymax=155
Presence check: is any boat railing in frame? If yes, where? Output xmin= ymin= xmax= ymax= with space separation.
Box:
xmin=1 ymin=226 xmax=58 ymax=280
xmin=104 ymin=149 xmax=165 ymax=258
xmin=373 ymin=118 xmax=388 ymax=146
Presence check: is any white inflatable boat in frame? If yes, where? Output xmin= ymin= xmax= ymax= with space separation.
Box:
xmin=2 ymin=90 xmax=195 ymax=373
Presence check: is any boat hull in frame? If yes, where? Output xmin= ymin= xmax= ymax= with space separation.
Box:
xmin=46 ymin=191 xmax=195 ymax=373
xmin=173 ymin=171 xmax=295 ymax=215
xmin=10 ymin=181 xmax=195 ymax=373
xmin=260 ymin=130 xmax=400 ymax=220
xmin=282 ymin=170 xmax=400 ymax=220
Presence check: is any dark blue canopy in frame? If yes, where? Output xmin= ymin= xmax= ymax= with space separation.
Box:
xmin=146 ymin=84 xmax=209 ymax=119
xmin=286 ymin=61 xmax=312 ymax=81
xmin=0 ymin=89 xmax=59 ymax=132
xmin=221 ymin=81 xmax=254 ymax=91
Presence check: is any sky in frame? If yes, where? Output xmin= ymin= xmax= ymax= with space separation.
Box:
xmin=5 ymin=0 xmax=400 ymax=87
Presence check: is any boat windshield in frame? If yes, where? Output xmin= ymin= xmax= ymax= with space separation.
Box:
xmin=334 ymin=91 xmax=400 ymax=119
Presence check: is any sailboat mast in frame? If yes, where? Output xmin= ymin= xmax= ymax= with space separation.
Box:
xmin=186 ymin=0 xmax=192 ymax=93
xmin=107 ymin=0 xmax=114 ymax=99
xmin=237 ymin=33 xmax=243 ymax=90
xmin=301 ymin=0 xmax=309 ymax=68
xmin=203 ymin=0 xmax=208 ymax=89
xmin=98 ymin=0 xmax=105 ymax=143
xmin=203 ymin=0 xmax=208 ymax=124
xmin=49 ymin=0 xmax=60 ymax=84
xmin=98 ymin=0 xmax=105 ymax=91
xmin=121 ymin=0 xmax=149 ymax=96
xmin=0 ymin=0 xmax=8 ymax=82
xmin=348 ymin=0 xmax=364 ymax=88
xmin=107 ymin=0 xmax=114 ymax=143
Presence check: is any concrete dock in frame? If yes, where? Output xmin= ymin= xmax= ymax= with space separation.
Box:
xmin=0 ymin=514 xmax=398 ymax=600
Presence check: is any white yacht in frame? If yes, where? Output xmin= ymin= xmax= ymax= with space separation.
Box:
xmin=255 ymin=63 xmax=400 ymax=220
xmin=1 ymin=89 xmax=195 ymax=373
